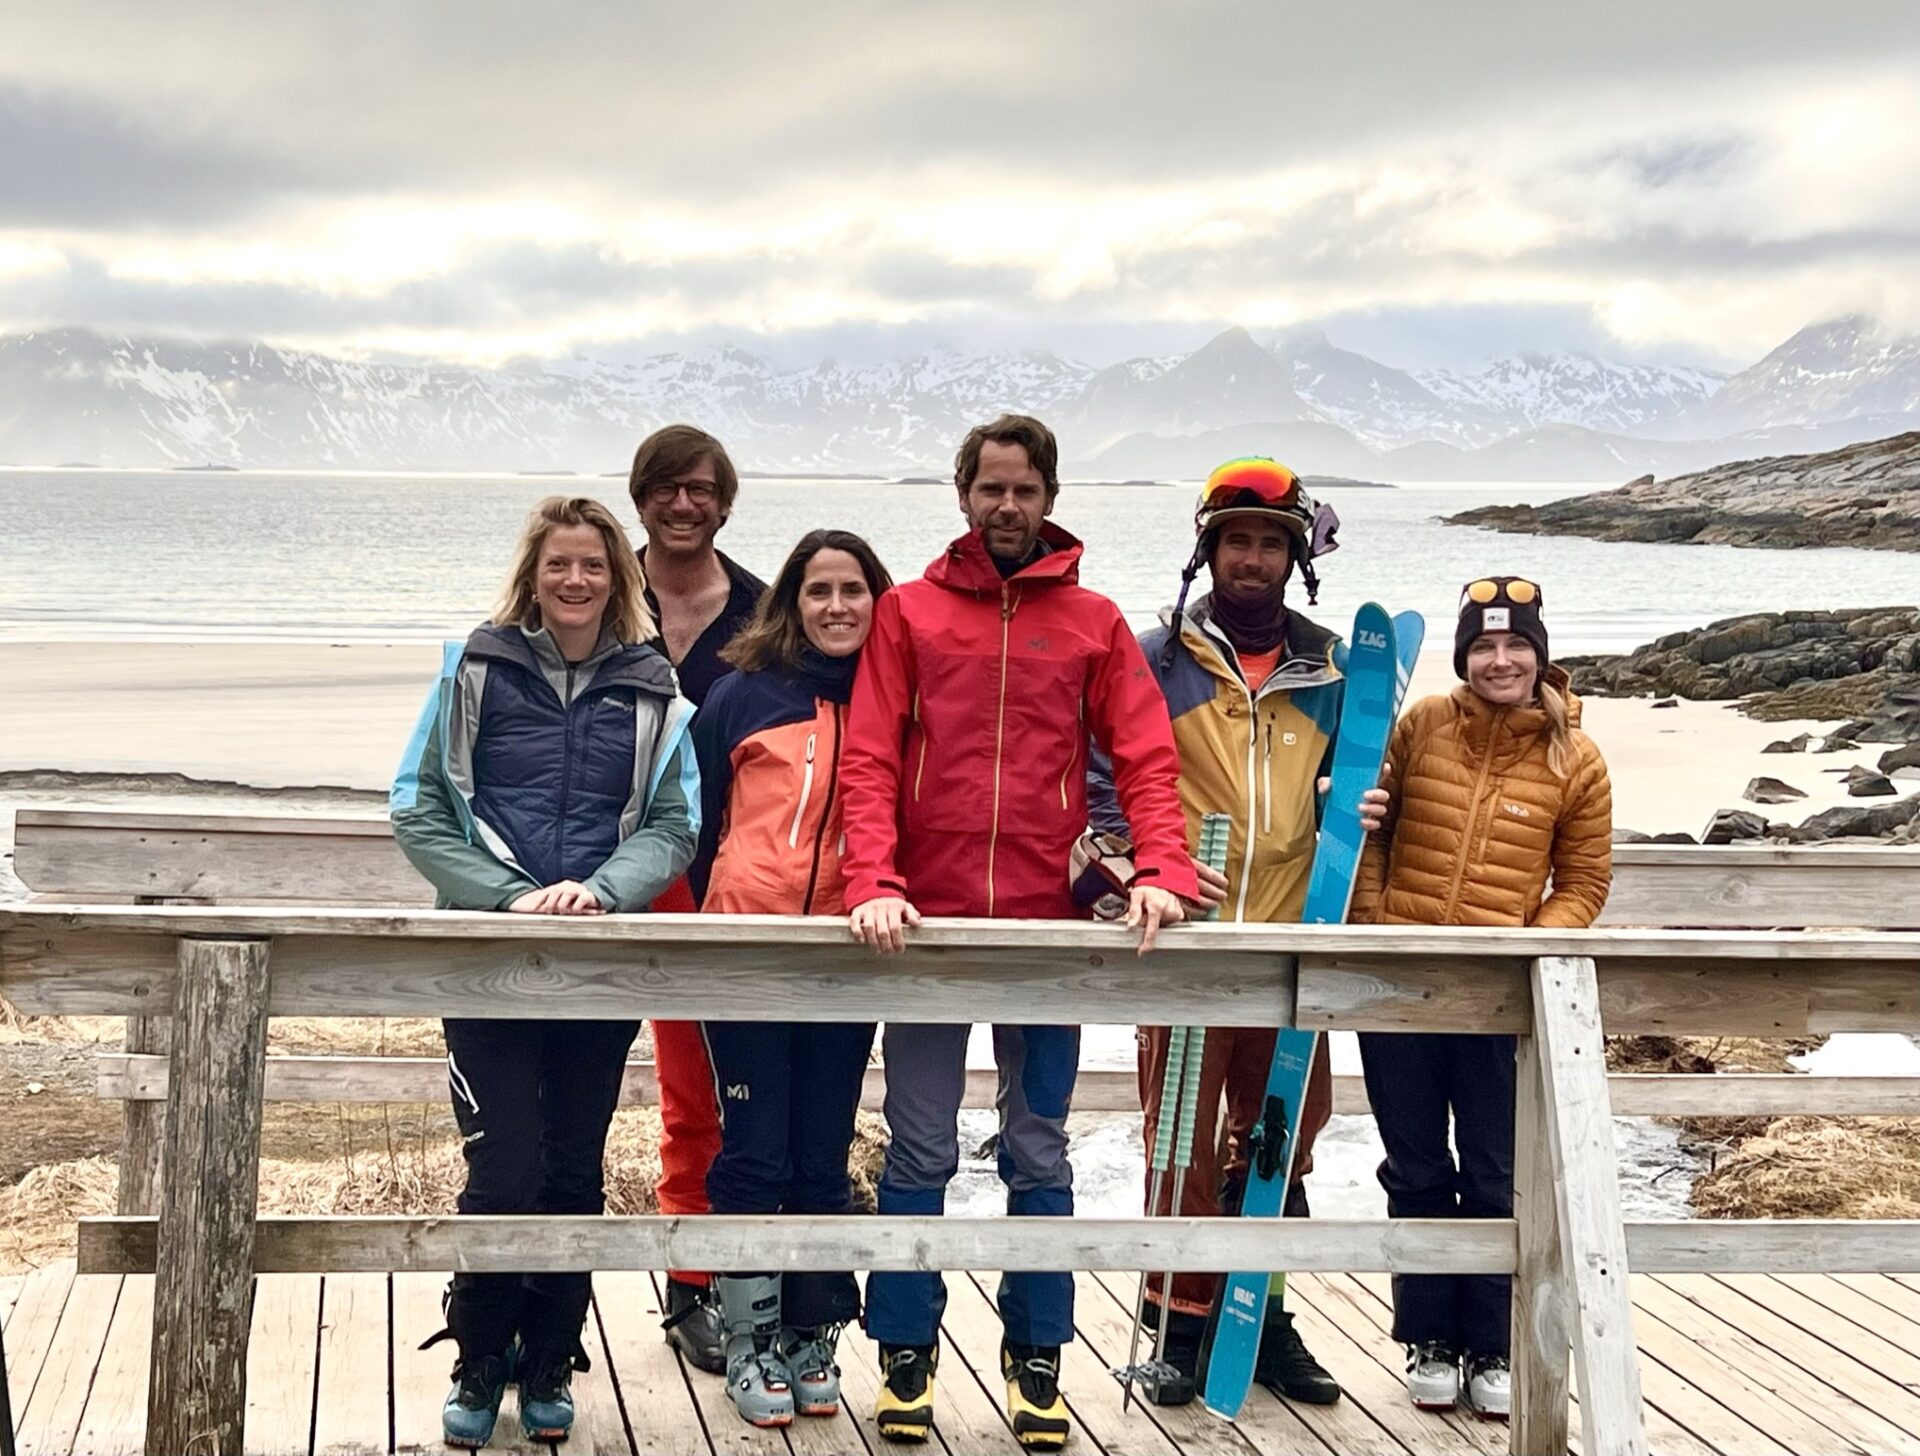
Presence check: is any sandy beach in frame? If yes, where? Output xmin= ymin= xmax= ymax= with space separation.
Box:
xmin=0 ymin=640 xmax=1889 ymax=838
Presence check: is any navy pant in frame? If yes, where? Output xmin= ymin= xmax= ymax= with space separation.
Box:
xmin=867 ymin=1024 xmax=1078 ymax=1348
xmin=1358 ymin=1031 xmax=1516 ymax=1356
xmin=441 ymin=1017 xmax=638 ymax=1358
xmin=702 ymin=1019 xmax=877 ymax=1329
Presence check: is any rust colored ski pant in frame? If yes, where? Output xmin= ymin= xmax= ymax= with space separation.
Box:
xmin=650 ymin=877 xmax=723 ymax=1286
xmin=1137 ymin=1024 xmax=1334 ymax=1317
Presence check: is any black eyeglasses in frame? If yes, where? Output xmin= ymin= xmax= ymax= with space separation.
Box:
xmin=644 ymin=481 xmax=718 ymax=505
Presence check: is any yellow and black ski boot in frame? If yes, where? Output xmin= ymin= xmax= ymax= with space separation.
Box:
xmin=875 ymin=1343 xmax=938 ymax=1443
xmin=1002 ymin=1341 xmax=1071 ymax=1450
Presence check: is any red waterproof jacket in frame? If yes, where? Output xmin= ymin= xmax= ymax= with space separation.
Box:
xmin=841 ymin=522 xmax=1198 ymax=918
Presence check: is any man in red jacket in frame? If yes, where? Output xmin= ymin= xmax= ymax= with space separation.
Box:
xmin=840 ymin=414 xmax=1197 ymax=1449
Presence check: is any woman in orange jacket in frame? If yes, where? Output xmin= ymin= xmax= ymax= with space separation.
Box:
xmin=1350 ymin=576 xmax=1612 ymax=1422
xmin=689 ymin=529 xmax=894 ymax=1430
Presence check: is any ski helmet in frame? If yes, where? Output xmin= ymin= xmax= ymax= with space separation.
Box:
xmin=1162 ymin=456 xmax=1341 ymax=663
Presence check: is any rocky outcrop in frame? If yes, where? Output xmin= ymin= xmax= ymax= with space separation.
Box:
xmin=1691 ymin=793 xmax=1920 ymax=845
xmin=1443 ymin=431 xmax=1920 ymax=551
xmin=1562 ymin=607 xmax=1920 ymax=741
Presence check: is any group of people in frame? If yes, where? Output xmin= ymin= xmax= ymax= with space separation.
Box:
xmin=390 ymin=414 xmax=1614 ymax=1450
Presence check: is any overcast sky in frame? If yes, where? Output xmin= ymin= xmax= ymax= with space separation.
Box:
xmin=2 ymin=1 xmax=1918 ymax=371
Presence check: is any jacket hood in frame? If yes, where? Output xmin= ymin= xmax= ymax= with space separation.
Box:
xmin=1162 ymin=593 xmax=1343 ymax=693
xmin=924 ymin=520 xmax=1084 ymax=596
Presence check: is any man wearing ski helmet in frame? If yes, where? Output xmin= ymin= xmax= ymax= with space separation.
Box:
xmin=1090 ymin=456 xmax=1383 ymax=1408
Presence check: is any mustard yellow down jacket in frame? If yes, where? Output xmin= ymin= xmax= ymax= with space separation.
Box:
xmin=1351 ymin=666 xmax=1612 ymax=929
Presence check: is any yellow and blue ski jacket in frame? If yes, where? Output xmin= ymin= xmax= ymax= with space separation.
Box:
xmin=1091 ymin=596 xmax=1345 ymax=924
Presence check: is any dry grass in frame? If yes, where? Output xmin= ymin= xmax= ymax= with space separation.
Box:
xmin=1692 ymin=1117 xmax=1920 ymax=1219
xmin=0 ymin=999 xmax=117 ymax=1045
xmin=1607 ymin=1034 xmax=1823 ymax=1075
xmin=0 ymin=1107 xmax=890 ymax=1273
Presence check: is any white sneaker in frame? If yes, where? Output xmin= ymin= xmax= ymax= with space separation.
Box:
xmin=1405 ymin=1342 xmax=1461 ymax=1410
xmin=1464 ymin=1353 xmax=1511 ymax=1420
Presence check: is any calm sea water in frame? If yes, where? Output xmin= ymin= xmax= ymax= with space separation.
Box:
xmin=2 ymin=468 xmax=1914 ymax=655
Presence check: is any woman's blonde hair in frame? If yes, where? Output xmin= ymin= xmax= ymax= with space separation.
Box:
xmin=493 ymin=496 xmax=654 ymax=644
xmin=1539 ymin=676 xmax=1575 ymax=779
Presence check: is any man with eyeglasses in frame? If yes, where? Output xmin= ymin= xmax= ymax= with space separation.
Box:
xmin=626 ymin=423 xmax=769 ymax=1375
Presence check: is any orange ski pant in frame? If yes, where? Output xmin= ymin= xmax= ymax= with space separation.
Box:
xmin=650 ymin=877 xmax=722 ymax=1286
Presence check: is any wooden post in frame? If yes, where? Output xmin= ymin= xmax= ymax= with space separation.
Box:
xmin=1529 ymin=955 xmax=1648 ymax=1456
xmin=117 ymin=1014 xmax=171 ymax=1215
xmin=1510 ymin=1028 xmax=1571 ymax=1453
xmin=145 ymin=938 xmax=271 ymax=1456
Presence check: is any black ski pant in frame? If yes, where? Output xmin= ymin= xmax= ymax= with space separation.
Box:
xmin=1357 ymin=1031 xmax=1516 ymax=1357
xmin=441 ymin=1017 xmax=638 ymax=1360
xmin=701 ymin=1019 xmax=876 ymax=1329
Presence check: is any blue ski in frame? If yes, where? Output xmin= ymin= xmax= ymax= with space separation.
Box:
xmin=1202 ymin=603 xmax=1424 ymax=1420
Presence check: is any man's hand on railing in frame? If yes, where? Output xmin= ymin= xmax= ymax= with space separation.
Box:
xmin=1127 ymin=884 xmax=1186 ymax=956
xmin=1186 ymin=859 xmax=1230 ymax=915
xmin=507 ymin=881 xmax=605 ymax=915
xmin=851 ymin=895 xmax=922 ymax=954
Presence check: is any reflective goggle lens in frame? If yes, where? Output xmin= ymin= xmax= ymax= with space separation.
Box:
xmin=1464 ymin=577 xmax=1541 ymax=606
xmin=1466 ymin=579 xmax=1500 ymax=603
xmin=1508 ymin=579 xmax=1539 ymax=604
xmin=1203 ymin=457 xmax=1299 ymax=508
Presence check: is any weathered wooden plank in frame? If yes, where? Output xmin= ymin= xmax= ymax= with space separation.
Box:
xmin=831 ymin=1317 xmax=903 ymax=1456
xmin=0 ymin=1262 xmax=77 ymax=1424
xmin=1640 ymin=1273 xmax=1920 ymax=1454
xmin=102 ymin=1052 xmax=1920 ymax=1119
xmin=1829 ymin=1272 xmax=1920 ymax=1332
xmin=588 ymin=1273 xmax=710 ymax=1456
xmin=98 ymin=1053 xmax=1147 ymax=1114
xmin=1511 ymin=1027 xmax=1572 ymax=1456
xmin=68 ymin=1275 xmax=152 ymax=1456
xmin=114 ymin=1017 xmax=168 ymax=1218
xmin=244 ymin=1274 xmax=322 ymax=1456
xmin=79 ymin=1214 xmax=1518 ymax=1277
xmin=1627 ymin=1220 xmax=1920 ymax=1273
xmin=145 ymin=938 xmax=272 ymax=1456
xmin=1093 ymin=1271 xmax=1374 ymax=1456
xmin=1531 ymin=957 xmax=1647 ymax=1456
xmin=567 ymin=1300 xmax=634 ymax=1456
xmin=14 ymin=811 xmax=423 ymax=905
xmin=1737 ymin=1273 xmax=1920 ymax=1402
xmin=392 ymin=1273 xmax=459 ymax=1456
xmin=312 ymin=1273 xmax=390 ymax=1455
xmin=26 ymin=806 xmax=1916 ymax=927
xmin=15 ymin=1274 xmax=121 ymax=1456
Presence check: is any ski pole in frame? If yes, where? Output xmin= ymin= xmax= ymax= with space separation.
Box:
xmin=1122 ymin=1021 xmax=1189 ymax=1412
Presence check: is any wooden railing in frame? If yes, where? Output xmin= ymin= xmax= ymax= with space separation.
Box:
xmin=7 ymin=905 xmax=1920 ymax=1456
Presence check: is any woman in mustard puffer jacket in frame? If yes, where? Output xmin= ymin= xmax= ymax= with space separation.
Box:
xmin=1350 ymin=576 xmax=1611 ymax=1422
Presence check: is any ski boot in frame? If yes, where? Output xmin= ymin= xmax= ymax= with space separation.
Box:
xmin=1001 ymin=1341 xmax=1071 ymax=1450
xmin=1464 ymin=1352 xmax=1512 ymax=1420
xmin=439 ymin=1349 xmax=514 ymax=1449
xmin=518 ymin=1340 xmax=589 ymax=1442
xmin=1253 ymin=1305 xmax=1341 ymax=1405
xmin=781 ymin=1323 xmax=846 ymax=1417
xmin=715 ymin=1275 xmax=795 ymax=1428
xmin=663 ymin=1276 xmax=727 ymax=1375
xmin=1405 ymin=1341 xmax=1462 ymax=1410
xmin=1116 ymin=1302 xmax=1204 ymax=1407
xmin=874 ymin=1344 xmax=938 ymax=1443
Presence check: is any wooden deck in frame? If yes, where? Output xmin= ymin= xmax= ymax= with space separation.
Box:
xmin=10 ymin=1259 xmax=1920 ymax=1456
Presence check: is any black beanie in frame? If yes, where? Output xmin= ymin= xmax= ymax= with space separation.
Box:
xmin=1454 ymin=576 xmax=1549 ymax=679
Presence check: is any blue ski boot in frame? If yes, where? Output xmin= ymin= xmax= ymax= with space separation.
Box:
xmin=440 ymin=1349 xmax=513 ymax=1449
xmin=519 ymin=1340 xmax=588 ymax=1442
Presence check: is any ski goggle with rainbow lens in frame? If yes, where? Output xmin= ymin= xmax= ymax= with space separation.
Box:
xmin=1460 ymin=576 xmax=1542 ymax=610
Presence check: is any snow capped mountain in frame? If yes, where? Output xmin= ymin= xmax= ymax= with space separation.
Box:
xmin=0 ymin=317 xmax=1913 ymax=481
xmin=1687 ymin=315 xmax=1920 ymax=438
xmin=1413 ymin=352 xmax=1724 ymax=441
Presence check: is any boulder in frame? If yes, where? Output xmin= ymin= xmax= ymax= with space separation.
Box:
xmin=1652 ymin=697 xmax=1678 ymax=709
xmin=1817 ymin=736 xmax=1862 ymax=754
xmin=1613 ymin=828 xmax=1652 ymax=843
xmin=1649 ymin=832 xmax=1699 ymax=844
xmin=1881 ymin=743 xmax=1920 ymax=774
xmin=1848 ymin=771 xmax=1899 ymax=798
xmin=1702 ymin=808 xmax=1772 ymax=844
xmin=1762 ymin=734 xmax=1812 ymax=754
xmin=1787 ymin=794 xmax=1920 ymax=841
xmin=1743 ymin=776 xmax=1807 ymax=805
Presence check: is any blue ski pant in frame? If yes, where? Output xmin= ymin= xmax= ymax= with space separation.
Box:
xmin=701 ymin=1018 xmax=877 ymax=1329
xmin=1358 ymin=1031 xmax=1516 ymax=1356
xmin=866 ymin=1023 xmax=1078 ymax=1348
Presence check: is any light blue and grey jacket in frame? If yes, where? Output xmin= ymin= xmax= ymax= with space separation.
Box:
xmin=389 ymin=622 xmax=699 ymax=912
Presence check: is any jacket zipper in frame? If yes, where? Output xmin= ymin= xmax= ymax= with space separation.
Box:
xmin=1059 ymin=698 xmax=1080 ymax=810
xmin=912 ymin=691 xmax=928 ymax=801
xmin=1262 ymin=723 xmax=1274 ymax=835
xmin=1442 ymin=712 xmax=1502 ymax=921
xmin=557 ymin=662 xmax=579 ymax=873
xmin=787 ymin=733 xmax=818 ymax=849
xmin=986 ymin=584 xmax=1015 ymax=916
xmin=801 ymin=703 xmax=843 ymax=914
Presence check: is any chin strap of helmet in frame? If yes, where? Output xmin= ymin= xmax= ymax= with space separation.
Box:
xmin=1159 ymin=538 xmax=1210 ymax=671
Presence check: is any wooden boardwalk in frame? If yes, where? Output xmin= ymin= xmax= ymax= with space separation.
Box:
xmin=10 ymin=1259 xmax=1920 ymax=1455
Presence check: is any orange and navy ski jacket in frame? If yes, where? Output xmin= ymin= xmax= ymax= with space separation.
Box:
xmin=690 ymin=650 xmax=859 ymax=916
xmin=840 ymin=522 xmax=1197 ymax=918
